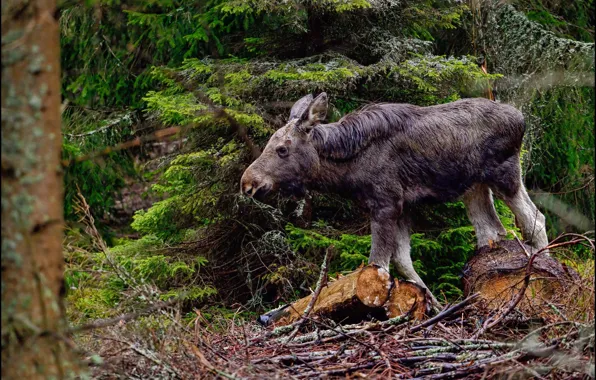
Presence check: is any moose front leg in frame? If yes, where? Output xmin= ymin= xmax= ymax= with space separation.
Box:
xmin=368 ymin=206 xmax=400 ymax=270
xmin=369 ymin=205 xmax=441 ymax=311
xmin=391 ymin=218 xmax=441 ymax=309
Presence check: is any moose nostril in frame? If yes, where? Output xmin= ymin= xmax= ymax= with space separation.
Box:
xmin=245 ymin=185 xmax=253 ymax=196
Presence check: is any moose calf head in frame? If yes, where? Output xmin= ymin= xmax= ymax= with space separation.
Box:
xmin=240 ymin=93 xmax=328 ymax=198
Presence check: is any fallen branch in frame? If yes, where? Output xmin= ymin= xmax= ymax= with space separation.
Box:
xmin=64 ymin=112 xmax=134 ymax=138
xmin=276 ymin=313 xmax=410 ymax=345
xmin=410 ymin=293 xmax=480 ymax=333
xmin=184 ymin=341 xmax=238 ymax=379
xmin=284 ymin=246 xmax=334 ymax=344
xmin=97 ymin=335 xmax=183 ymax=379
xmin=62 ymin=126 xmax=183 ymax=167
xmin=67 ymin=299 xmax=179 ymax=334
xmin=251 ymin=348 xmax=358 ymax=365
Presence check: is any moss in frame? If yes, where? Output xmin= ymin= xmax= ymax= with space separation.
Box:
xmin=67 ymin=287 xmax=121 ymax=321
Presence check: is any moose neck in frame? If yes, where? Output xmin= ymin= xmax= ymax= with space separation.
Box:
xmin=309 ymin=155 xmax=360 ymax=194
xmin=307 ymin=104 xmax=413 ymax=193
xmin=310 ymin=104 xmax=411 ymax=161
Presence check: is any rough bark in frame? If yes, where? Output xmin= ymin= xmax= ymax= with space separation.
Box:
xmin=462 ymin=240 xmax=581 ymax=313
xmin=1 ymin=0 xmax=78 ymax=377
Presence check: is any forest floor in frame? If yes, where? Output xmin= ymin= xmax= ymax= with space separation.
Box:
xmin=74 ymin=305 xmax=595 ymax=379
xmin=72 ymin=263 xmax=595 ymax=379
xmin=67 ymin=162 xmax=595 ymax=379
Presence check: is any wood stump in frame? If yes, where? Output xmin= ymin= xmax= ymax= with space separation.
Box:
xmin=385 ymin=279 xmax=428 ymax=320
xmin=462 ymin=240 xmax=580 ymax=313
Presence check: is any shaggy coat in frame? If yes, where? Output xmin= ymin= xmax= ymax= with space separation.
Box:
xmin=241 ymin=93 xmax=548 ymax=305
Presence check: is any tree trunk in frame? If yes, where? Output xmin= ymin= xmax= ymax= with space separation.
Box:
xmin=2 ymin=1 xmax=78 ymax=377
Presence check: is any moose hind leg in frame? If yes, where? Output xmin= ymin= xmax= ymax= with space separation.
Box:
xmin=502 ymin=185 xmax=549 ymax=252
xmin=391 ymin=219 xmax=440 ymax=307
xmin=463 ymin=184 xmax=507 ymax=248
xmin=488 ymin=155 xmax=548 ymax=252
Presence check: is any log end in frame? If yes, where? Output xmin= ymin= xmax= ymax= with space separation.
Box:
xmin=356 ymin=265 xmax=393 ymax=307
xmin=385 ymin=279 xmax=428 ymax=320
xmin=257 ymin=304 xmax=291 ymax=327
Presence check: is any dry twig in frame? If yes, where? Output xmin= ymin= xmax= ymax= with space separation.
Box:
xmin=284 ymin=246 xmax=334 ymax=344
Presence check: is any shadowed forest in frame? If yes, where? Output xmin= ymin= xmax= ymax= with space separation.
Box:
xmin=1 ymin=0 xmax=595 ymax=378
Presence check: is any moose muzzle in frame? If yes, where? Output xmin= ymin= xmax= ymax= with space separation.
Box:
xmin=240 ymin=167 xmax=273 ymax=198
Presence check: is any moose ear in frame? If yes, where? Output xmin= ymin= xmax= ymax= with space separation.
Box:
xmin=306 ymin=92 xmax=328 ymax=126
xmin=289 ymin=94 xmax=314 ymax=120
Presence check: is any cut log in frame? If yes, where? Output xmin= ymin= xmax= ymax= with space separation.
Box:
xmin=384 ymin=279 xmax=429 ymax=320
xmin=259 ymin=240 xmax=581 ymax=329
xmin=273 ymin=265 xmax=392 ymax=326
xmin=462 ymin=240 xmax=580 ymax=313
xmin=258 ymin=265 xmax=429 ymax=327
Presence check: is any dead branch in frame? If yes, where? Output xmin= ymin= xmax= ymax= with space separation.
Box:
xmin=97 ymin=335 xmax=183 ymax=379
xmin=64 ymin=112 xmax=135 ymax=138
xmin=410 ymin=293 xmax=480 ymax=334
xmin=284 ymin=246 xmax=334 ymax=344
xmin=67 ymin=299 xmax=179 ymax=334
xmin=62 ymin=126 xmax=183 ymax=167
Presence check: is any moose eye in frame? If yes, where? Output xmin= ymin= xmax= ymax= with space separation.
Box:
xmin=276 ymin=145 xmax=289 ymax=158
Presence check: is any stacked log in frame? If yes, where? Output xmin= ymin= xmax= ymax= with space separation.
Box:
xmin=258 ymin=265 xmax=429 ymax=327
xmin=385 ymin=279 xmax=429 ymax=320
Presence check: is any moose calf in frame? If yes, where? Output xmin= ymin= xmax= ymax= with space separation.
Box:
xmin=240 ymin=93 xmax=548 ymax=306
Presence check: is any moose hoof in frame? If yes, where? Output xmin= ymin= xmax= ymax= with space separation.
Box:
xmin=426 ymin=292 xmax=443 ymax=316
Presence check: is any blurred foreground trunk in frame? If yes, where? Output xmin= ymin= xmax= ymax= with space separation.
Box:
xmin=2 ymin=0 xmax=78 ymax=377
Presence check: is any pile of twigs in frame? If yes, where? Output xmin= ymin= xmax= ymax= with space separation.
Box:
xmin=226 ymin=298 xmax=593 ymax=379
xmin=80 ymin=237 xmax=594 ymax=379
xmin=84 ymin=287 xmax=594 ymax=379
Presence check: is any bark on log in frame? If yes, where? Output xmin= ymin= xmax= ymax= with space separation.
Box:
xmin=462 ymin=240 xmax=580 ymax=312
xmin=276 ymin=265 xmax=393 ymax=326
xmin=2 ymin=0 xmax=80 ymax=376
xmin=259 ymin=265 xmax=429 ymax=327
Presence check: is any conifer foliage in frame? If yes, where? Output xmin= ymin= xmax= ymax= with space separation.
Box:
xmin=59 ymin=0 xmax=594 ymax=320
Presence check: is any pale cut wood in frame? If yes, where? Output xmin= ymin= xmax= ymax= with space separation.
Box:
xmin=260 ymin=264 xmax=431 ymax=327
xmin=255 ymin=264 xmax=395 ymax=327
xmin=385 ymin=279 xmax=429 ymax=320
xmin=275 ymin=264 xmax=393 ymax=326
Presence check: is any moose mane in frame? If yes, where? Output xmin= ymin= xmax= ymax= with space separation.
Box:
xmin=311 ymin=103 xmax=418 ymax=160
